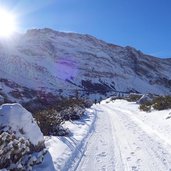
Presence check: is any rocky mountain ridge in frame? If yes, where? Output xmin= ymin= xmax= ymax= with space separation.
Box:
xmin=0 ymin=28 xmax=170 ymax=105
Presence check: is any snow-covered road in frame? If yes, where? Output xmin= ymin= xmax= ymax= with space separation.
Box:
xmin=74 ymin=100 xmax=171 ymax=171
xmin=73 ymin=106 xmax=116 ymax=171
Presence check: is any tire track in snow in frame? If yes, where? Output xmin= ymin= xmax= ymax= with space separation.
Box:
xmin=75 ymin=102 xmax=171 ymax=171
xmin=75 ymin=104 xmax=116 ymax=171
xmin=105 ymin=104 xmax=171 ymax=171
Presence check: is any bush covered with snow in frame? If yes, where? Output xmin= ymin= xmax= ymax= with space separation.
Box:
xmin=139 ymin=101 xmax=152 ymax=112
xmin=34 ymin=108 xmax=69 ymax=136
xmin=56 ymin=97 xmax=92 ymax=111
xmin=153 ymin=96 xmax=171 ymax=110
xmin=0 ymin=103 xmax=46 ymax=170
xmin=61 ymin=105 xmax=85 ymax=120
xmin=0 ymin=131 xmax=47 ymax=170
xmin=137 ymin=93 xmax=158 ymax=105
xmin=34 ymin=97 xmax=91 ymax=136
xmin=139 ymin=95 xmax=171 ymax=112
xmin=126 ymin=93 xmax=143 ymax=102
xmin=34 ymin=106 xmax=85 ymax=136
xmin=58 ymin=98 xmax=91 ymax=121
xmin=110 ymin=96 xmax=124 ymax=101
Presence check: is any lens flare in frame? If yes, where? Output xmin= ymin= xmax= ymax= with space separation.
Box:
xmin=0 ymin=8 xmax=17 ymax=37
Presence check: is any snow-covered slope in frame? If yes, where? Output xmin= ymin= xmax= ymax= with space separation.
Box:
xmin=0 ymin=28 xmax=171 ymax=103
xmin=44 ymin=99 xmax=171 ymax=171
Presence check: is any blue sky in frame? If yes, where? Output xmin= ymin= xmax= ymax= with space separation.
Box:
xmin=1 ymin=0 xmax=171 ymax=58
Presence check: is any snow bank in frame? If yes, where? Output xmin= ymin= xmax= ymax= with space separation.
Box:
xmin=45 ymin=107 xmax=96 ymax=170
xmin=0 ymin=103 xmax=44 ymax=146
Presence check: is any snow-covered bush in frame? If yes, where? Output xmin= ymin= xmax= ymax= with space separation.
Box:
xmin=34 ymin=108 xmax=69 ymax=136
xmin=0 ymin=103 xmax=46 ymax=170
xmin=126 ymin=93 xmax=142 ymax=102
xmin=139 ymin=95 xmax=171 ymax=112
xmin=0 ymin=131 xmax=47 ymax=170
xmin=33 ymin=97 xmax=92 ymax=136
xmin=55 ymin=97 xmax=90 ymax=121
xmin=153 ymin=96 xmax=171 ymax=110
xmin=61 ymin=105 xmax=85 ymax=120
xmin=110 ymin=96 xmax=124 ymax=101
xmin=56 ymin=97 xmax=91 ymax=111
xmin=137 ymin=93 xmax=157 ymax=105
xmin=139 ymin=101 xmax=152 ymax=112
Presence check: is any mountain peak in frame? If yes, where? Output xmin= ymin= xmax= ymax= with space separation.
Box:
xmin=0 ymin=28 xmax=170 ymax=106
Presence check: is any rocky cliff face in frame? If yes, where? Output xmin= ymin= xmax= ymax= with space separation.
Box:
xmin=0 ymin=28 xmax=170 ymax=103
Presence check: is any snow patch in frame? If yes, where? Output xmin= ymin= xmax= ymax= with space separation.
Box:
xmin=0 ymin=103 xmax=44 ymax=146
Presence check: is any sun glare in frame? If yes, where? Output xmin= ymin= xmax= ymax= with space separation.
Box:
xmin=0 ymin=8 xmax=17 ymax=38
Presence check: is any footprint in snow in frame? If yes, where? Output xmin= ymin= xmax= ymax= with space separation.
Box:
xmin=96 ymin=157 xmax=100 ymax=162
xmin=98 ymin=152 xmax=106 ymax=157
xmin=162 ymin=151 xmax=167 ymax=155
xmin=136 ymin=159 xmax=141 ymax=163
xmin=127 ymin=157 xmax=131 ymax=161
xmin=131 ymin=152 xmax=135 ymax=156
xmin=136 ymin=146 xmax=141 ymax=151
xmin=132 ymin=166 xmax=138 ymax=171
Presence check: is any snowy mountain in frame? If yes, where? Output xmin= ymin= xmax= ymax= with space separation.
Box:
xmin=0 ymin=28 xmax=171 ymax=104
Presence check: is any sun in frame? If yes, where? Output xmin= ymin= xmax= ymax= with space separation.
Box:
xmin=0 ymin=8 xmax=17 ymax=38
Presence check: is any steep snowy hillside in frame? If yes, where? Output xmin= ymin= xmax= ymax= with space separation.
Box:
xmin=0 ymin=28 xmax=171 ymax=104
